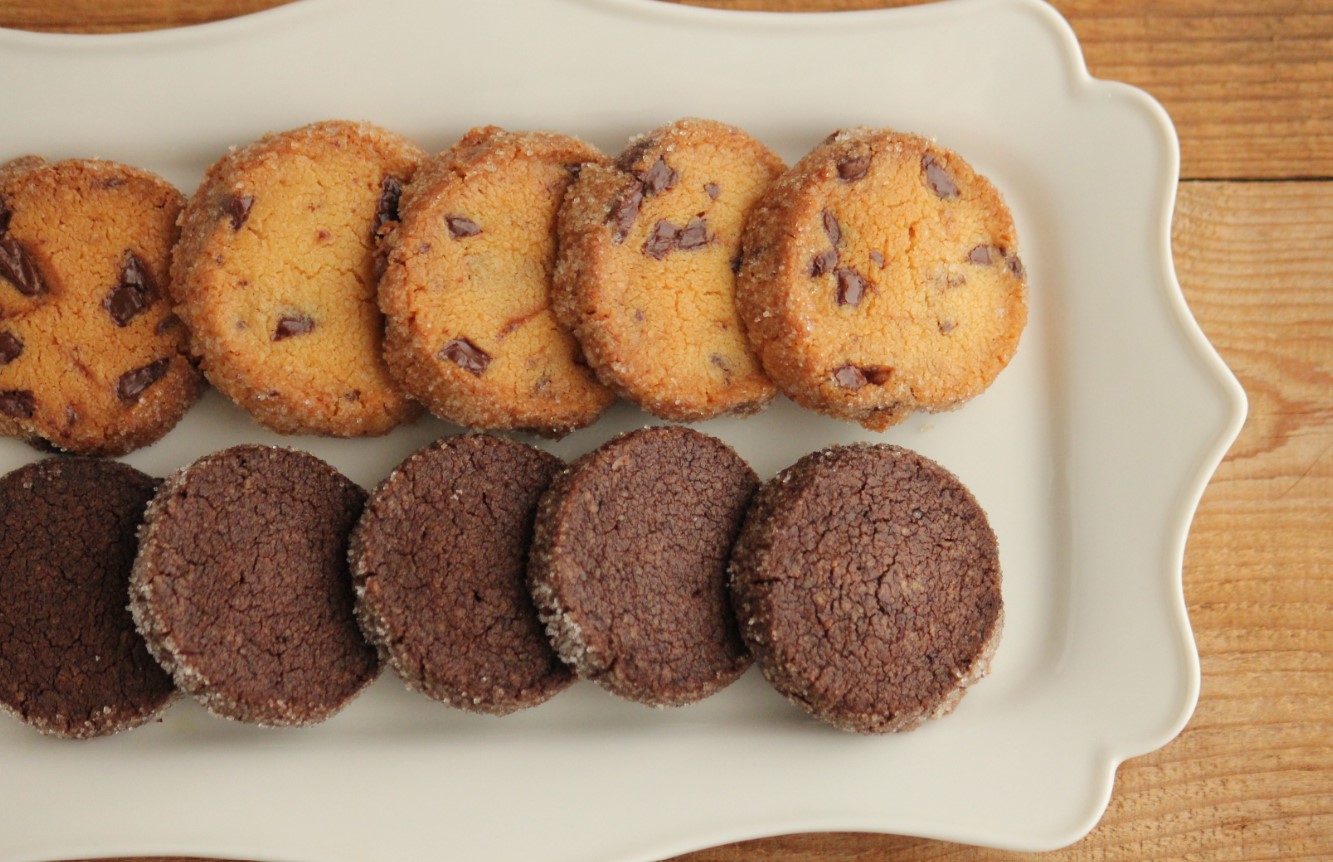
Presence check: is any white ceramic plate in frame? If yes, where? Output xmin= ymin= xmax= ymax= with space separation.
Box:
xmin=0 ymin=0 xmax=1245 ymax=859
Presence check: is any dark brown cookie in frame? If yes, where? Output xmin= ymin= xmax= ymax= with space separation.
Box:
xmin=129 ymin=445 xmax=376 ymax=726
xmin=527 ymin=426 xmax=757 ymax=706
xmin=0 ymin=458 xmax=174 ymax=738
xmin=729 ymin=444 xmax=1003 ymax=733
xmin=350 ymin=434 xmax=570 ymax=715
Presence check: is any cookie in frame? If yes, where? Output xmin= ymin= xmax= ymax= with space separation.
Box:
xmin=528 ymin=426 xmax=757 ymax=706
xmin=130 ymin=445 xmax=375 ymax=726
xmin=171 ymin=120 xmax=425 ymax=436
xmin=350 ymin=434 xmax=569 ymax=714
xmin=553 ymin=118 xmax=784 ymax=421
xmin=0 ymin=157 xmax=201 ymax=455
xmin=737 ymin=128 xmax=1027 ymax=431
xmin=0 ymin=458 xmax=174 ymax=738
xmin=729 ymin=444 xmax=1003 ymax=733
xmin=379 ymin=126 xmax=615 ymax=436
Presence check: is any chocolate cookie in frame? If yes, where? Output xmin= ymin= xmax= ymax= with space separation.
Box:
xmin=379 ymin=126 xmax=615 ymax=436
xmin=130 ymin=445 xmax=375 ymax=726
xmin=729 ymin=444 xmax=1003 ymax=733
xmin=171 ymin=120 xmax=424 ymax=436
xmin=350 ymin=434 xmax=569 ymax=714
xmin=528 ymin=426 xmax=757 ymax=706
xmin=0 ymin=156 xmax=202 ymax=455
xmin=737 ymin=128 xmax=1027 ymax=431
xmin=0 ymin=458 xmax=174 ymax=738
xmin=553 ymin=118 xmax=784 ymax=421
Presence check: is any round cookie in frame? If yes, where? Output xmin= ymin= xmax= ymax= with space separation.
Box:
xmin=0 ymin=458 xmax=174 ymax=738
xmin=0 ymin=157 xmax=202 ymax=455
xmin=379 ymin=126 xmax=615 ymax=436
xmin=130 ymin=445 xmax=375 ymax=726
xmin=553 ymin=118 xmax=784 ymax=421
xmin=350 ymin=434 xmax=570 ymax=714
xmin=528 ymin=426 xmax=757 ymax=706
xmin=171 ymin=120 xmax=425 ymax=436
xmin=737 ymin=128 xmax=1027 ymax=431
xmin=729 ymin=444 xmax=1003 ymax=733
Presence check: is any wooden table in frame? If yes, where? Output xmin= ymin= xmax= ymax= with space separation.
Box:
xmin=0 ymin=1 xmax=1328 ymax=860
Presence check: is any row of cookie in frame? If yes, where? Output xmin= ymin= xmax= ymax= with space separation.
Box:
xmin=0 ymin=117 xmax=1026 ymax=456
xmin=0 ymin=431 xmax=1002 ymax=739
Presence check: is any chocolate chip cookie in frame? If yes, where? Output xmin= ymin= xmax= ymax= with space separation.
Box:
xmin=0 ymin=458 xmax=174 ymax=738
xmin=553 ymin=118 xmax=784 ymax=421
xmin=379 ymin=126 xmax=614 ymax=435
xmin=0 ymin=157 xmax=201 ymax=455
xmin=528 ymin=426 xmax=757 ymax=706
xmin=130 ymin=445 xmax=376 ymax=726
xmin=350 ymin=434 xmax=569 ymax=714
xmin=171 ymin=120 xmax=424 ymax=436
xmin=729 ymin=444 xmax=1003 ymax=733
xmin=737 ymin=128 xmax=1027 ymax=431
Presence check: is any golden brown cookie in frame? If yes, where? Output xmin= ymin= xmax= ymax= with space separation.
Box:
xmin=0 ymin=157 xmax=200 ymax=456
xmin=553 ymin=118 xmax=784 ymax=421
xmin=737 ymin=128 xmax=1028 ymax=431
xmin=171 ymin=120 xmax=424 ymax=436
xmin=379 ymin=127 xmax=614 ymax=436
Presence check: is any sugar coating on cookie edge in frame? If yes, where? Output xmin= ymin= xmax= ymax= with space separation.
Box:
xmin=170 ymin=120 xmax=425 ymax=437
xmin=737 ymin=127 xmax=1027 ymax=431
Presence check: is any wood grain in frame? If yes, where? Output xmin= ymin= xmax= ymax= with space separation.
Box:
xmin=0 ymin=0 xmax=1329 ymax=179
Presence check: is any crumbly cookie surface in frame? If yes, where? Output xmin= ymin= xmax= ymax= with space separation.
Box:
xmin=379 ymin=126 xmax=614 ymax=435
xmin=553 ymin=118 xmax=783 ymax=421
xmin=737 ymin=128 xmax=1027 ymax=431
xmin=171 ymin=120 xmax=424 ymax=436
xmin=0 ymin=157 xmax=200 ymax=455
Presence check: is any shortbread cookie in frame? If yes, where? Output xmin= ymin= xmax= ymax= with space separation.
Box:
xmin=0 ymin=157 xmax=200 ymax=455
xmin=130 ymin=445 xmax=375 ymax=726
xmin=729 ymin=444 xmax=1003 ymax=733
xmin=553 ymin=118 xmax=784 ymax=421
xmin=171 ymin=120 xmax=424 ymax=436
xmin=0 ymin=458 xmax=175 ymax=738
xmin=379 ymin=126 xmax=614 ymax=436
xmin=350 ymin=434 xmax=570 ymax=714
xmin=737 ymin=128 xmax=1027 ymax=431
xmin=528 ymin=426 xmax=757 ymax=706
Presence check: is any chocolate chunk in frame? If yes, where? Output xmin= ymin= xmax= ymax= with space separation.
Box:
xmin=446 ymin=215 xmax=481 ymax=239
xmin=810 ymin=249 xmax=839 ymax=277
xmin=837 ymin=153 xmax=871 ymax=182
xmin=676 ymin=216 xmax=710 ymax=251
xmin=156 ymin=314 xmax=181 ymax=336
xmin=730 ymin=254 xmax=742 ymax=275
xmin=1007 ymin=254 xmax=1026 ymax=279
xmin=643 ymin=220 xmax=680 ymax=260
xmin=273 ymin=313 xmax=315 ymax=341
xmin=224 ymin=194 xmax=254 ymax=231
xmin=922 ymin=154 xmax=959 ymax=199
xmin=639 ymin=156 xmax=678 ymax=196
xmin=0 ymin=235 xmax=45 ymax=297
xmin=439 ymin=337 xmax=490 ymax=376
xmin=870 ymin=250 xmax=886 ymax=268
xmin=705 ymin=182 xmax=721 ymax=200
xmin=862 ymin=365 xmax=893 ymax=385
xmin=0 ymin=332 xmax=21 ymax=365
xmin=835 ymin=268 xmax=870 ymax=307
xmin=938 ymin=319 xmax=957 ymax=334
xmin=104 ymin=252 xmax=158 ymax=327
xmin=832 ymin=365 xmax=866 ymax=390
xmin=565 ymin=163 xmax=584 ymax=179
xmin=0 ymin=389 xmax=35 ymax=418
xmin=608 ymin=184 xmax=643 ymax=243
xmin=822 ymin=210 xmax=841 ymax=246
xmin=968 ymin=244 xmax=995 ymax=265
xmin=0 ymin=196 xmax=10 ymax=233
xmin=375 ymin=176 xmax=404 ymax=233
xmin=116 ymin=358 xmax=171 ymax=404
xmin=614 ymin=137 xmax=655 ymax=173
